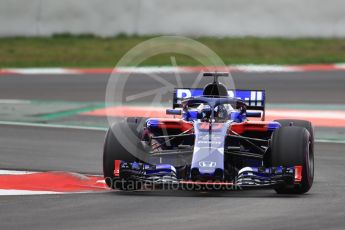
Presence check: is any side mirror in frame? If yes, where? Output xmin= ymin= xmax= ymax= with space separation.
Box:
xmin=166 ymin=109 xmax=182 ymax=115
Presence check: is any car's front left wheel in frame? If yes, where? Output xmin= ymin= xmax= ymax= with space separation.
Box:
xmin=270 ymin=126 xmax=314 ymax=194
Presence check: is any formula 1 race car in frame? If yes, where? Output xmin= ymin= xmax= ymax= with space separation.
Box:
xmin=103 ymin=72 xmax=314 ymax=194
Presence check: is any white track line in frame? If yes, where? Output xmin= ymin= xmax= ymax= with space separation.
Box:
xmin=4 ymin=68 xmax=78 ymax=75
xmin=0 ymin=99 xmax=32 ymax=104
xmin=0 ymin=170 xmax=63 ymax=196
xmin=234 ymin=65 xmax=294 ymax=72
xmin=0 ymin=170 xmax=108 ymax=196
xmin=0 ymin=170 xmax=37 ymax=175
xmin=0 ymin=121 xmax=107 ymax=131
xmin=314 ymin=139 xmax=345 ymax=144
xmin=1 ymin=64 xmax=345 ymax=75
xmin=0 ymin=189 xmax=63 ymax=196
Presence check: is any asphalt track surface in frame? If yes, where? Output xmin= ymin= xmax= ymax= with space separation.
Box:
xmin=0 ymin=71 xmax=345 ymax=103
xmin=1 ymin=71 xmax=345 ymax=230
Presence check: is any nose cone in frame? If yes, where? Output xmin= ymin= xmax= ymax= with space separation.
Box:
xmin=191 ymin=121 xmax=229 ymax=181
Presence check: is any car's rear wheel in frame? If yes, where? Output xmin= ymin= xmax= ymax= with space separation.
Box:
xmin=270 ymin=126 xmax=314 ymax=194
xmin=103 ymin=118 xmax=147 ymax=190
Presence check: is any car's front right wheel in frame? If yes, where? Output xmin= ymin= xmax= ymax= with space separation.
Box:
xmin=103 ymin=118 xmax=146 ymax=190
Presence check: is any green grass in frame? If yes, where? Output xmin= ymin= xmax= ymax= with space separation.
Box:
xmin=1 ymin=35 xmax=345 ymax=67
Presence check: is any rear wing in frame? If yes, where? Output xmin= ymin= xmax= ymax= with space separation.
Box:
xmin=173 ymin=88 xmax=266 ymax=119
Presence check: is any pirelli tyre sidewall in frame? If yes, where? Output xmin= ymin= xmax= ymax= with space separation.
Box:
xmin=270 ymin=125 xmax=314 ymax=194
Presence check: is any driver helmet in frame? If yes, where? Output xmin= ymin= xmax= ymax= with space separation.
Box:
xmin=197 ymin=104 xmax=234 ymax=121
xmin=214 ymin=104 xmax=234 ymax=121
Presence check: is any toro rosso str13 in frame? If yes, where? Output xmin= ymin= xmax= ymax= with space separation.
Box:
xmin=103 ymin=72 xmax=314 ymax=194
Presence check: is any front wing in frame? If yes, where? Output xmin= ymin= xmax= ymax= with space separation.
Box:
xmin=113 ymin=161 xmax=302 ymax=190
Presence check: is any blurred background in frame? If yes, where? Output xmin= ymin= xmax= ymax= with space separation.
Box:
xmin=0 ymin=0 xmax=344 ymax=140
xmin=0 ymin=0 xmax=345 ymax=140
xmin=1 ymin=0 xmax=345 ymax=67
xmin=2 ymin=0 xmax=345 ymax=37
